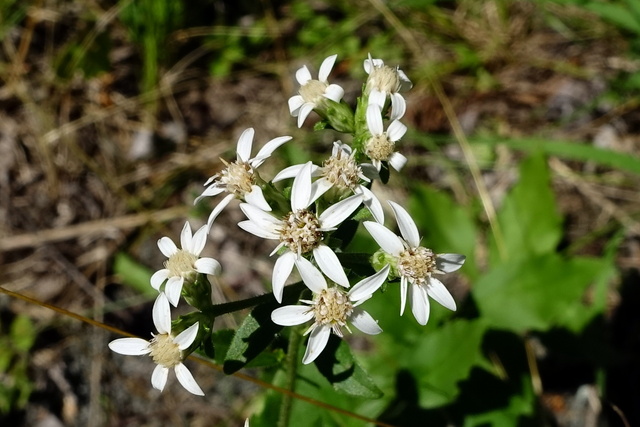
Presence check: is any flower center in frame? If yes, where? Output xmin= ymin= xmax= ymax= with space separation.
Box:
xmin=367 ymin=65 xmax=402 ymax=94
xmin=279 ymin=209 xmax=322 ymax=254
xmin=322 ymin=149 xmax=362 ymax=190
xmin=313 ymin=287 xmax=353 ymax=337
xmin=398 ymin=246 xmax=436 ymax=286
xmin=218 ymin=159 xmax=255 ymax=198
xmin=149 ymin=333 xmax=182 ymax=368
xmin=299 ymin=79 xmax=328 ymax=104
xmin=365 ymin=134 xmax=395 ymax=161
xmin=165 ymin=250 xmax=198 ymax=278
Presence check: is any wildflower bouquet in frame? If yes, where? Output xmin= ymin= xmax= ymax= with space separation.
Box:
xmin=109 ymin=53 xmax=465 ymax=411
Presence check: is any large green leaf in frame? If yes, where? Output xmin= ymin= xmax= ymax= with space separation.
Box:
xmin=474 ymin=253 xmax=612 ymax=333
xmin=490 ymin=153 xmax=562 ymax=266
xmin=409 ymin=184 xmax=479 ymax=279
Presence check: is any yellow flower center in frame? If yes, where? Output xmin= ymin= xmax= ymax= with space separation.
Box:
xmin=165 ymin=250 xmax=198 ymax=278
xmin=398 ymin=246 xmax=436 ymax=286
xmin=313 ymin=287 xmax=353 ymax=337
xmin=217 ymin=158 xmax=255 ymax=198
xmin=365 ymin=134 xmax=395 ymax=161
xmin=299 ymin=79 xmax=328 ymax=105
xmin=322 ymin=149 xmax=361 ymax=190
xmin=367 ymin=65 xmax=402 ymax=94
xmin=149 ymin=334 xmax=182 ymax=368
xmin=279 ymin=209 xmax=322 ymax=254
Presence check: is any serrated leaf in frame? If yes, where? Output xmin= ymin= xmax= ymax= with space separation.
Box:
xmin=314 ymin=335 xmax=383 ymax=398
xmin=474 ymin=253 xmax=611 ymax=333
xmin=490 ymin=153 xmax=561 ymax=265
xmin=409 ymin=184 xmax=479 ymax=279
xmin=223 ymin=284 xmax=303 ymax=374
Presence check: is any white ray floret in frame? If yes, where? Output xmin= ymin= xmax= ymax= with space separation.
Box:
xmin=363 ymin=53 xmax=413 ymax=120
xmin=273 ymin=141 xmax=384 ymax=223
xmin=365 ymin=104 xmax=408 ymax=172
xmin=288 ymin=54 xmax=345 ymax=128
xmin=363 ymin=201 xmax=465 ymax=326
xmin=195 ymin=128 xmax=291 ymax=227
xmin=271 ymin=265 xmax=390 ymax=364
xmin=108 ymin=293 xmax=204 ymax=396
xmin=238 ymin=162 xmax=363 ymax=302
xmin=150 ymin=221 xmax=221 ymax=307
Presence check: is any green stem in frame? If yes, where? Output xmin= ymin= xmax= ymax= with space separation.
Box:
xmin=277 ymin=326 xmax=302 ymax=427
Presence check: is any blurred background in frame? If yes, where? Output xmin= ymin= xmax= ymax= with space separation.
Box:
xmin=1 ymin=0 xmax=639 ymax=426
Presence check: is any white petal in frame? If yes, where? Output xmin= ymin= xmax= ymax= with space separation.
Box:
xmin=359 ymin=186 xmax=384 ymax=223
xmin=397 ymin=69 xmax=413 ymax=90
xmin=318 ymin=54 xmax=337 ymax=82
xmin=175 ymin=363 xmax=205 ymax=396
xmin=175 ymin=322 xmax=200 ymax=349
xmin=288 ymin=95 xmax=304 ymax=115
xmin=271 ymin=305 xmax=314 ymax=326
xmin=399 ymin=277 xmax=408 ymax=316
xmin=309 ymin=177 xmax=333 ymax=204
xmin=152 ymin=293 xmax=172 ymax=334
xmin=272 ymin=164 xmax=306 ymax=182
xmin=427 ymin=278 xmax=457 ymax=311
xmin=388 ymin=152 xmax=408 ymax=172
xmin=165 ymin=276 xmax=184 ymax=307
xmin=157 ymin=237 xmax=178 ymax=258
xmin=295 ymin=257 xmax=328 ymax=293
xmin=207 ymin=194 xmax=234 ymax=229
xmin=180 ymin=222 xmax=192 ymax=252
xmin=302 ymin=325 xmax=331 ymax=364
xmin=194 ymin=185 xmax=225 ymax=205
xmin=108 ymin=338 xmax=150 ymax=356
xmin=366 ymin=104 xmax=384 ymax=135
xmin=272 ymin=252 xmax=296 ymax=303
xmin=318 ymin=193 xmax=362 ymax=229
xmin=150 ymin=269 xmax=170 ymax=290
xmin=410 ymin=284 xmax=430 ymax=326
xmin=313 ymin=245 xmax=349 ymax=288
xmin=237 ymin=220 xmax=279 ymax=240
xmin=295 ymin=65 xmax=312 ymax=85
xmin=348 ymin=264 xmax=390 ymax=302
xmin=323 ymin=84 xmax=344 ymax=103
xmin=436 ymin=253 xmax=466 ymax=273
xmin=245 ymin=186 xmax=272 ymax=212
xmin=251 ymin=136 xmax=292 ymax=168
xmin=194 ymin=257 xmax=221 ymax=276
xmin=190 ymin=224 xmax=208 ymax=255
xmin=151 ymin=364 xmax=169 ymax=392
xmin=297 ymin=103 xmax=314 ymax=128
xmin=350 ymin=308 xmax=382 ymax=335
xmin=363 ymin=221 xmax=404 ymax=255
xmin=387 ymin=119 xmax=407 ymax=142
xmin=291 ymin=162 xmax=313 ymax=211
xmin=388 ymin=201 xmax=420 ymax=248
xmin=239 ymin=203 xmax=281 ymax=230
xmin=390 ymin=93 xmax=406 ymax=120
xmin=236 ymin=128 xmax=255 ymax=163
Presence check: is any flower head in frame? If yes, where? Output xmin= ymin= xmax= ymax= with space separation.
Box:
xmin=363 ymin=201 xmax=465 ymax=325
xmin=271 ymin=265 xmax=390 ymax=364
xmin=151 ymin=221 xmax=221 ymax=306
xmin=195 ymin=128 xmax=291 ymax=226
xmin=365 ymin=105 xmax=408 ymax=172
xmin=288 ymin=54 xmax=345 ymax=128
xmin=364 ymin=54 xmax=413 ymax=120
xmin=273 ymin=142 xmax=384 ymax=223
xmin=108 ymin=293 xmax=204 ymax=395
xmin=238 ymin=162 xmax=363 ymax=302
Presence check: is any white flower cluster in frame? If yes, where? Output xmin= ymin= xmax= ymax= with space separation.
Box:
xmin=109 ymin=54 xmax=465 ymax=395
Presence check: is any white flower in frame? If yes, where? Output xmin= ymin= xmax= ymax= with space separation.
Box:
xmin=363 ymin=54 xmax=413 ymax=120
xmin=108 ymin=293 xmax=204 ymax=396
xmin=273 ymin=141 xmax=384 ymax=223
xmin=195 ymin=128 xmax=291 ymax=227
xmin=365 ymin=104 xmax=408 ymax=172
xmin=363 ymin=201 xmax=465 ymax=326
xmin=150 ymin=221 xmax=221 ymax=306
xmin=288 ymin=54 xmax=345 ymax=128
xmin=238 ymin=162 xmax=363 ymax=303
xmin=272 ymin=265 xmax=390 ymax=364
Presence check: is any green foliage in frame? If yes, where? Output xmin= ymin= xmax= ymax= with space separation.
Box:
xmin=0 ymin=315 xmax=36 ymax=413
xmin=113 ymin=252 xmax=157 ymax=298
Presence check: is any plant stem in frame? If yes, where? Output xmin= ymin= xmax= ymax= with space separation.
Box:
xmin=277 ymin=326 xmax=302 ymax=427
xmin=201 ymin=282 xmax=305 ymax=318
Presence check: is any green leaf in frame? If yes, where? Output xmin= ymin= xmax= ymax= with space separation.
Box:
xmin=409 ymin=184 xmax=479 ymax=279
xmin=10 ymin=315 xmax=36 ymax=353
xmin=585 ymin=2 xmax=640 ymax=34
xmin=490 ymin=153 xmax=561 ymax=265
xmin=463 ymin=375 xmax=535 ymax=427
xmin=314 ymin=336 xmax=383 ymax=398
xmin=113 ymin=252 xmax=156 ymax=298
xmin=474 ymin=253 xmax=612 ymax=333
